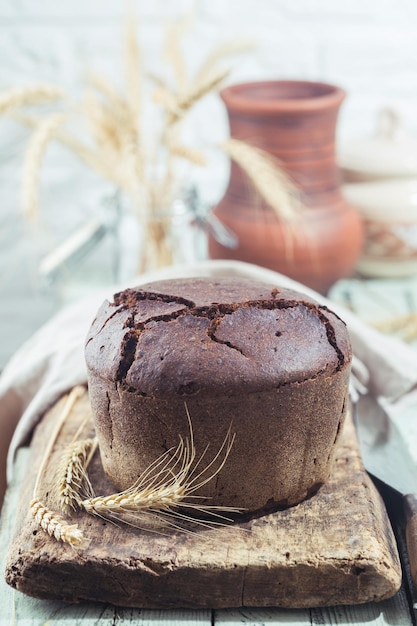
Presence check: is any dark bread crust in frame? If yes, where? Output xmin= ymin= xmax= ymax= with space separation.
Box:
xmin=85 ymin=277 xmax=352 ymax=512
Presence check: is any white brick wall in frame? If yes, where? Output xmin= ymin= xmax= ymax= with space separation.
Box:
xmin=1 ymin=0 xmax=417 ymax=366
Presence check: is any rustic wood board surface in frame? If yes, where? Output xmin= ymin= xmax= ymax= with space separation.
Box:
xmin=4 ymin=387 xmax=402 ymax=610
xmin=2 ymin=449 xmax=414 ymax=626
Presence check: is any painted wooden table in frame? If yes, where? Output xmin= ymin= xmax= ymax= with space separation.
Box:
xmin=2 ymin=276 xmax=417 ymax=625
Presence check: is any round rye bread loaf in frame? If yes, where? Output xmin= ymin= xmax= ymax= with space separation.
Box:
xmin=85 ymin=277 xmax=352 ymax=512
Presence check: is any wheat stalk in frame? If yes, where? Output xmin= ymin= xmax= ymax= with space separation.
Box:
xmin=87 ymin=73 xmax=128 ymax=117
xmin=0 ymin=84 xmax=65 ymax=115
xmin=85 ymin=76 xmax=137 ymax=153
xmin=124 ymin=12 xmax=142 ymax=121
xmin=21 ymin=112 xmax=68 ymax=219
xmin=152 ymin=86 xmax=183 ymax=117
xmin=81 ymin=415 xmax=238 ymax=533
xmin=86 ymin=71 xmax=145 ymax=188
xmin=152 ymin=63 xmax=230 ymax=212
xmin=56 ymin=437 xmax=98 ymax=514
xmin=82 ymin=439 xmax=191 ymax=516
xmin=146 ymin=71 xmax=171 ymax=90
xmin=218 ymin=138 xmax=303 ymax=222
xmin=81 ymin=92 xmax=141 ymax=194
xmin=372 ymin=312 xmax=417 ymax=342
xmin=137 ymin=218 xmax=175 ymax=273
xmin=53 ymin=127 xmax=131 ymax=192
xmin=163 ymin=11 xmax=195 ymax=94
xmin=30 ymin=386 xmax=87 ymax=547
xmin=82 ymin=92 xmax=122 ymax=153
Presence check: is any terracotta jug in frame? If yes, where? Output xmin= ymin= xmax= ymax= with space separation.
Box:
xmin=208 ymin=80 xmax=364 ymax=294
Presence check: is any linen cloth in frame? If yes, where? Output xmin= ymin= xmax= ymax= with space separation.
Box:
xmin=2 ymin=259 xmax=417 ymax=482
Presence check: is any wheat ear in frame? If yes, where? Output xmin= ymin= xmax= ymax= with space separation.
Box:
xmin=87 ymin=73 xmax=128 ymax=116
xmin=56 ymin=437 xmax=98 ymax=514
xmin=194 ymin=39 xmax=255 ymax=85
xmin=163 ymin=11 xmax=195 ymax=94
xmin=82 ymin=436 xmax=194 ymax=517
xmin=124 ymin=14 xmax=144 ymax=181
xmin=372 ymin=312 xmax=417 ymax=342
xmin=30 ymin=386 xmax=87 ymax=547
xmin=86 ymin=75 xmax=136 ymax=146
xmin=218 ymin=138 xmax=303 ymax=221
xmin=0 ymin=84 xmax=65 ymax=114
xmin=85 ymin=72 xmax=144 ymax=185
xmin=21 ymin=112 xmax=68 ymax=219
xmin=168 ymin=66 xmax=230 ymax=125
xmin=61 ymin=133 xmax=129 ymax=189
xmin=152 ymin=86 xmax=183 ymax=118
xmin=82 ymin=92 xmax=123 ymax=153
xmin=11 ymin=88 xmax=130 ymax=188
xmin=81 ymin=414 xmax=238 ymax=532
xmin=398 ymin=315 xmax=417 ymax=342
xmin=30 ymin=499 xmax=85 ymax=547
xmin=84 ymin=83 xmax=134 ymax=139
xmin=124 ymin=11 xmax=142 ymax=119
xmin=169 ymin=143 xmax=207 ymax=166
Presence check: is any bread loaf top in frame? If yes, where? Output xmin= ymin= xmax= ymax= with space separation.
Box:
xmin=85 ymin=277 xmax=351 ymax=397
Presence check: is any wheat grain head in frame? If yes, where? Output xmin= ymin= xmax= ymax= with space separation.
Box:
xmin=56 ymin=437 xmax=98 ymax=514
xmin=30 ymin=498 xmax=85 ymax=547
xmin=21 ymin=112 xmax=68 ymax=219
xmin=168 ymin=66 xmax=230 ymax=126
xmin=169 ymin=143 xmax=207 ymax=166
xmin=30 ymin=386 xmax=87 ymax=546
xmin=218 ymin=138 xmax=303 ymax=222
xmin=163 ymin=11 xmax=195 ymax=94
xmin=0 ymin=84 xmax=65 ymax=115
xmin=81 ymin=417 xmax=238 ymax=532
xmin=194 ymin=39 xmax=255 ymax=86
xmin=124 ymin=11 xmax=142 ymax=119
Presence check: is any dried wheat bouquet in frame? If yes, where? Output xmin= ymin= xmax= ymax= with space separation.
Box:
xmin=1 ymin=13 xmax=301 ymax=272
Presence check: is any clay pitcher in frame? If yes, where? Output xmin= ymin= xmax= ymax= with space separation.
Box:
xmin=208 ymin=80 xmax=364 ymax=294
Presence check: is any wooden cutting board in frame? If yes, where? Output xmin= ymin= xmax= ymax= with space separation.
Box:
xmin=5 ymin=386 xmax=402 ymax=609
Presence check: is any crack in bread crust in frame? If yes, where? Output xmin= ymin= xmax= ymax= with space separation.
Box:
xmin=103 ymin=293 xmax=347 ymax=384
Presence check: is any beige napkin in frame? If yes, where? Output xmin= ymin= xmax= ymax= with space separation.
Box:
xmin=2 ymin=259 xmax=417 ymax=483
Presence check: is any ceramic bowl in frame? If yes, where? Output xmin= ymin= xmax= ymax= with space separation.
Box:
xmin=339 ymin=107 xmax=417 ymax=183
xmin=343 ymin=178 xmax=417 ymax=276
